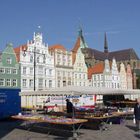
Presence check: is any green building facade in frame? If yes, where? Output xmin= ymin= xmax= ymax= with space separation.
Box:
xmin=0 ymin=43 xmax=20 ymax=89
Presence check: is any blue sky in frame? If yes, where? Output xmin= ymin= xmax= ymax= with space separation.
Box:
xmin=0 ymin=0 xmax=140 ymax=57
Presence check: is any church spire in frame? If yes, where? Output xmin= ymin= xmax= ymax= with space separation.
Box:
xmin=104 ymin=32 xmax=109 ymax=53
xmin=78 ymin=25 xmax=83 ymax=37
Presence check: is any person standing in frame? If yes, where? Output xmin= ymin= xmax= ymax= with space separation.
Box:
xmin=53 ymin=104 xmax=59 ymax=112
xmin=66 ymin=99 xmax=74 ymax=117
xmin=134 ymin=97 xmax=140 ymax=131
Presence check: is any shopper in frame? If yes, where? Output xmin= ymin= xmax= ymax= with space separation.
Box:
xmin=66 ymin=99 xmax=74 ymax=117
xmin=134 ymin=97 xmax=140 ymax=131
xmin=53 ymin=104 xmax=59 ymax=112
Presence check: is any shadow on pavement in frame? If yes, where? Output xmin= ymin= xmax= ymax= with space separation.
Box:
xmin=125 ymin=125 xmax=137 ymax=131
xmin=18 ymin=122 xmax=84 ymax=140
xmin=0 ymin=118 xmax=23 ymax=139
xmin=134 ymin=134 xmax=140 ymax=139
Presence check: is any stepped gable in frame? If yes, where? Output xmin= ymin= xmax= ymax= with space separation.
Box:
xmin=88 ymin=62 xmax=104 ymax=79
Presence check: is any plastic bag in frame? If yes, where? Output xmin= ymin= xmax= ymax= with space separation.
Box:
xmin=133 ymin=118 xmax=136 ymax=124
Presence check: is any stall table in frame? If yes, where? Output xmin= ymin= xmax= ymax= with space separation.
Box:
xmin=12 ymin=115 xmax=88 ymax=139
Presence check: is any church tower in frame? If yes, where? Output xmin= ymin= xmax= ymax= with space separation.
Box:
xmin=104 ymin=32 xmax=109 ymax=53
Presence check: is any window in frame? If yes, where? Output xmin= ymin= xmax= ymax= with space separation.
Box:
xmin=49 ymin=69 xmax=52 ymax=75
xmin=12 ymin=79 xmax=17 ymax=87
xmin=29 ymin=79 xmax=33 ymax=87
xmin=57 ymin=71 xmax=60 ymax=76
xmin=23 ymin=67 xmax=26 ymax=74
xmin=0 ymin=79 xmax=5 ymax=86
xmin=63 ymin=71 xmax=65 ymax=77
xmin=37 ymin=57 xmax=40 ymax=63
xmin=83 ymin=82 xmax=85 ymax=86
xmin=0 ymin=68 xmax=4 ymax=74
xmin=22 ymin=79 xmax=27 ymax=87
xmin=5 ymin=68 xmax=11 ymax=74
xmin=13 ymin=69 xmax=17 ymax=74
xmin=45 ymin=80 xmax=47 ymax=87
xmin=29 ymin=67 xmax=33 ymax=75
xmin=38 ymin=79 xmax=43 ymax=88
xmin=49 ymin=80 xmax=52 ymax=88
xmin=58 ymin=80 xmax=60 ymax=87
xmin=43 ymin=57 xmax=46 ymax=64
xmin=7 ymin=57 xmax=12 ymax=64
xmin=83 ymin=74 xmax=85 ymax=79
xmin=6 ymin=79 xmax=11 ymax=86
xmin=79 ymin=74 xmax=81 ymax=79
xmin=75 ymin=74 xmax=77 ymax=79
xmin=101 ymin=75 xmax=103 ymax=80
xmin=68 ymin=81 xmax=71 ymax=85
xmin=38 ymin=67 xmax=43 ymax=74
xmin=30 ymin=56 xmax=33 ymax=63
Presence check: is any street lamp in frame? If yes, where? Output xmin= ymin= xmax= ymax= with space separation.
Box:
xmin=23 ymin=46 xmax=46 ymax=91
xmin=23 ymin=46 xmax=36 ymax=91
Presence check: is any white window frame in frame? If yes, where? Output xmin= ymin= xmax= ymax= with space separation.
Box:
xmin=0 ymin=68 xmax=5 ymax=74
xmin=13 ymin=69 xmax=17 ymax=74
xmin=12 ymin=79 xmax=17 ymax=87
xmin=22 ymin=79 xmax=27 ymax=87
xmin=7 ymin=57 xmax=12 ymax=64
xmin=6 ymin=68 xmax=11 ymax=74
xmin=29 ymin=79 xmax=33 ymax=87
xmin=23 ymin=67 xmax=26 ymax=75
xmin=0 ymin=79 xmax=5 ymax=86
xmin=6 ymin=79 xmax=11 ymax=86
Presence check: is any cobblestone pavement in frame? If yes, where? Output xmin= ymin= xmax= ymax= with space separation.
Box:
xmin=0 ymin=119 xmax=140 ymax=140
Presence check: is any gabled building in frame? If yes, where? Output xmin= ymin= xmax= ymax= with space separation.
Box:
xmin=14 ymin=32 xmax=55 ymax=91
xmin=0 ymin=43 xmax=20 ymax=89
xmin=49 ymin=45 xmax=73 ymax=87
xmin=126 ymin=64 xmax=133 ymax=89
xmin=119 ymin=63 xmax=127 ymax=89
xmin=71 ymin=28 xmax=88 ymax=86
xmin=82 ymin=32 xmax=140 ymax=88
xmin=88 ymin=58 xmax=132 ymax=89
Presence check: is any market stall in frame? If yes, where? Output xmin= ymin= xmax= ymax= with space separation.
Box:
xmin=12 ymin=114 xmax=88 ymax=139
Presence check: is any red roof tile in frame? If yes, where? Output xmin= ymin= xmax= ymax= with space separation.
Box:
xmin=88 ymin=62 xmax=104 ymax=79
xmin=14 ymin=44 xmax=27 ymax=62
xmin=49 ymin=44 xmax=66 ymax=52
xmin=71 ymin=37 xmax=80 ymax=64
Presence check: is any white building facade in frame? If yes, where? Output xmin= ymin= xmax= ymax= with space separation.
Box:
xmin=72 ymin=28 xmax=89 ymax=87
xmin=90 ymin=58 xmax=121 ymax=89
xmin=15 ymin=32 xmax=55 ymax=91
xmin=49 ymin=45 xmax=74 ymax=88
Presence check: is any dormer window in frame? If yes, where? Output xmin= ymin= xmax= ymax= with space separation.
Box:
xmin=7 ymin=57 xmax=12 ymax=64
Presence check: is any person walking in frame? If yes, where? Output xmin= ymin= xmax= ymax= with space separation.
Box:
xmin=134 ymin=97 xmax=140 ymax=131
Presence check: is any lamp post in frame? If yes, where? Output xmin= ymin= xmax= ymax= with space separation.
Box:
xmin=33 ymin=46 xmax=36 ymax=91
xmin=23 ymin=46 xmax=46 ymax=91
xmin=23 ymin=46 xmax=36 ymax=91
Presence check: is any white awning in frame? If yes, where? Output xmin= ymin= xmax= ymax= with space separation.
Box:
xmin=20 ymin=86 xmax=140 ymax=96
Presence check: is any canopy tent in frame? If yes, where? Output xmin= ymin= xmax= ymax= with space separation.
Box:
xmin=20 ymin=86 xmax=140 ymax=96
